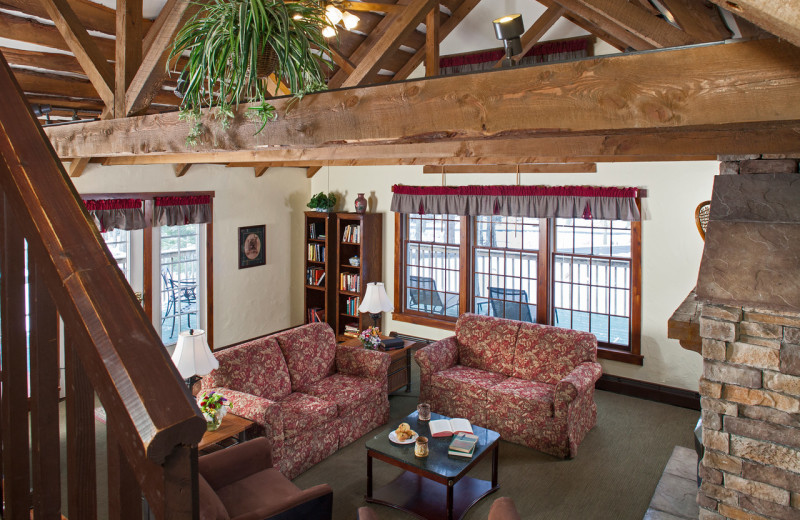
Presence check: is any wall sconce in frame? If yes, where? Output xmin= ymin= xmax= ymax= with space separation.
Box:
xmin=493 ymin=14 xmax=524 ymax=67
xmin=323 ymin=2 xmax=360 ymax=38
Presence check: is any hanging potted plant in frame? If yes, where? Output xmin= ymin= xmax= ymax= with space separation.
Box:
xmin=168 ymin=0 xmax=334 ymax=145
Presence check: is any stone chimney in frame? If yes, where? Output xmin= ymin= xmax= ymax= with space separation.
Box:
xmin=695 ymin=158 xmax=800 ymax=520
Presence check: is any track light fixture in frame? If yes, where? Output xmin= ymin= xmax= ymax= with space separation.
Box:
xmin=493 ymin=14 xmax=524 ymax=67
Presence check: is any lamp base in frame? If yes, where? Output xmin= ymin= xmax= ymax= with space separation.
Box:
xmin=370 ymin=313 xmax=381 ymax=330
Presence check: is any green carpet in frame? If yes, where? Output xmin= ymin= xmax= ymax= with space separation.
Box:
xmin=293 ymin=389 xmax=699 ymax=520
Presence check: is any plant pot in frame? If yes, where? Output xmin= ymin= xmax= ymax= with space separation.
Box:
xmin=312 ymin=207 xmax=330 ymax=213
xmin=256 ymin=45 xmax=279 ymax=79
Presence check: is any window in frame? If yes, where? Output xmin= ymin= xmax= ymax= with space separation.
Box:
xmin=395 ymin=213 xmax=642 ymax=364
xmin=159 ymin=224 xmax=200 ymax=344
xmin=101 ymin=228 xmax=131 ymax=281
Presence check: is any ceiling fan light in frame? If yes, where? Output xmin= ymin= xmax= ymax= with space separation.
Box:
xmin=325 ymin=4 xmax=343 ymax=25
xmin=322 ymin=25 xmax=337 ymax=38
xmin=342 ymin=11 xmax=360 ymax=30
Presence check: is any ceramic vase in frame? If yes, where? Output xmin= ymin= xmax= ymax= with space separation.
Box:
xmin=354 ymin=193 xmax=367 ymax=214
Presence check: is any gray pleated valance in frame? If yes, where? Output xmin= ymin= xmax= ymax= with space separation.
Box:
xmin=83 ymin=198 xmax=147 ymax=232
xmin=391 ymin=185 xmax=641 ymax=221
xmin=153 ymin=195 xmax=213 ymax=227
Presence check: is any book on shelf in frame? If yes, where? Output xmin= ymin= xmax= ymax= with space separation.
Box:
xmin=306 ymin=267 xmax=325 ymax=286
xmin=308 ymin=223 xmax=326 ymax=240
xmin=448 ymin=432 xmax=479 ymax=453
xmin=307 ymin=243 xmax=325 ymax=262
xmin=308 ymin=307 xmax=324 ymax=323
xmin=340 ymin=272 xmax=360 ymax=293
xmin=342 ymin=224 xmax=361 ymax=243
xmin=343 ymin=323 xmax=359 ymax=338
xmin=429 ymin=417 xmax=473 ymax=437
xmin=345 ymin=296 xmax=360 ymax=315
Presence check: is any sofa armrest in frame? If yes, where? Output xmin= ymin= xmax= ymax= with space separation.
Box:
xmin=263 ymin=483 xmax=333 ymax=519
xmin=414 ymin=337 xmax=458 ymax=376
xmin=554 ymin=362 xmax=602 ymax=417
xmin=203 ymin=387 xmax=283 ymax=441
xmin=336 ymin=345 xmax=391 ymax=381
xmin=199 ymin=438 xmax=273 ymax=490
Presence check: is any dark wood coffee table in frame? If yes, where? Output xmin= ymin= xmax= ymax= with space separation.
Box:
xmin=365 ymin=411 xmax=500 ymax=520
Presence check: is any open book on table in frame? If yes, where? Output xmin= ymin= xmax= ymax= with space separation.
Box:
xmin=428 ymin=417 xmax=473 ymax=437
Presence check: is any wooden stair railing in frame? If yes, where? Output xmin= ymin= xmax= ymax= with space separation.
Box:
xmin=0 ymin=52 xmax=206 ymax=519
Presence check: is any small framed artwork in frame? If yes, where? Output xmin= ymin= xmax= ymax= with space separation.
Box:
xmin=238 ymin=225 xmax=266 ymax=269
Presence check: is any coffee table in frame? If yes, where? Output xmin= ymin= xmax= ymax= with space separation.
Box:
xmin=365 ymin=410 xmax=500 ymax=520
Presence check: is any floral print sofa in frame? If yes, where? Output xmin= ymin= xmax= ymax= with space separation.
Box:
xmin=200 ymin=322 xmax=390 ymax=479
xmin=415 ymin=313 xmax=601 ymax=458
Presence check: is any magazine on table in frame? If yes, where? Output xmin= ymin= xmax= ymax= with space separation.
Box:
xmin=428 ymin=417 xmax=473 ymax=437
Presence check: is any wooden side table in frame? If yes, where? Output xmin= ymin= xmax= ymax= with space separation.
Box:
xmin=198 ymin=413 xmax=254 ymax=451
xmin=340 ymin=337 xmax=424 ymax=393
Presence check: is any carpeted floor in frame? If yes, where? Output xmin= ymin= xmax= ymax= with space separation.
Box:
xmin=56 ymin=364 xmax=699 ymax=520
xmin=293 ymin=379 xmax=700 ymax=519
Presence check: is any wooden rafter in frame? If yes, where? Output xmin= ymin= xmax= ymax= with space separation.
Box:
xmin=331 ymin=0 xmax=439 ymax=88
xmin=425 ymin=7 xmax=439 ymax=76
xmin=254 ymin=166 xmax=268 ymax=177
xmin=658 ymin=0 xmax=731 ymax=42
xmin=306 ymin=166 xmax=321 ymax=178
xmin=707 ymin=0 xmax=800 ymax=47
xmin=493 ymin=4 xmax=565 ymax=68
xmin=553 ymin=0 xmax=694 ymax=49
xmin=173 ymin=164 xmax=191 ymax=177
xmin=1 ymin=47 xmax=85 ymax=75
xmin=38 ymin=0 xmax=115 ymax=108
xmin=125 ymin=0 xmax=193 ymax=116
xmin=422 ymin=164 xmax=597 ymax=174
xmin=115 ymin=0 xmax=143 ymax=118
xmin=0 ymin=0 xmax=150 ymax=37
xmin=343 ymin=2 xmax=403 ymax=13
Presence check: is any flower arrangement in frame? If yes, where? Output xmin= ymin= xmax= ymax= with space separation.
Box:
xmin=359 ymin=326 xmax=382 ymax=349
xmin=197 ymin=390 xmax=232 ymax=431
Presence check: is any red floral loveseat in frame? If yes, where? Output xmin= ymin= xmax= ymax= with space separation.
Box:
xmin=200 ymin=322 xmax=390 ymax=479
xmin=416 ymin=313 xmax=601 ymax=458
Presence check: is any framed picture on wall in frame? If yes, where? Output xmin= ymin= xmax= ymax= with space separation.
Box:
xmin=238 ymin=225 xmax=266 ymax=269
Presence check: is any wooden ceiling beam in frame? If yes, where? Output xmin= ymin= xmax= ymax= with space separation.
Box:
xmin=306 ymin=166 xmax=321 ymax=178
xmin=0 ymin=0 xmax=153 ymax=36
xmin=254 ymin=166 xmax=268 ymax=177
xmin=36 ymin=0 xmax=115 ymax=107
xmin=2 ymin=47 xmax=85 ymax=75
xmin=707 ymin=0 xmax=800 ymax=47
xmin=425 ymin=7 xmax=439 ymax=76
xmin=0 ymin=11 xmax=116 ymax=61
xmin=44 ymin=40 xmax=800 ymax=159
xmin=392 ymin=0 xmax=482 ymax=80
xmin=343 ymin=2 xmax=402 ymax=13
xmin=116 ymin=0 xmax=143 ymax=118
xmin=494 ymin=4 xmax=565 ymax=69
xmin=173 ymin=164 xmax=191 ymax=177
xmin=337 ymin=0 xmax=438 ymax=88
xmin=125 ymin=0 xmax=194 ymax=116
xmin=553 ymin=0 xmax=694 ymax=49
xmin=658 ymin=0 xmax=731 ymax=42
xmin=422 ymin=163 xmax=597 ymax=174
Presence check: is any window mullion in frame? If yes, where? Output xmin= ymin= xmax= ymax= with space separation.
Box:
xmin=460 ymin=215 xmax=470 ymax=315
xmin=538 ymin=218 xmax=549 ymax=325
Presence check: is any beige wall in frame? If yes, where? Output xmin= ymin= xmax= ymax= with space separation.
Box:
xmin=311 ymin=161 xmax=716 ymax=391
xmin=70 ymin=162 xmax=310 ymax=347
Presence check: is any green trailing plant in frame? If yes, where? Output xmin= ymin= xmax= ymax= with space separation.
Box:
xmin=307 ymin=192 xmax=337 ymax=211
xmin=168 ymin=0 xmax=333 ymax=145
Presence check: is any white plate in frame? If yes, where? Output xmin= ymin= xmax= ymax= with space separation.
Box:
xmin=389 ymin=430 xmax=418 ymax=445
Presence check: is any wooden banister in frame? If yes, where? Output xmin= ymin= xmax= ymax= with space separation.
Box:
xmin=0 ymin=49 xmax=205 ymax=518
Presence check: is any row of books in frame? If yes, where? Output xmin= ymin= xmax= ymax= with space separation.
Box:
xmin=308 ymin=244 xmax=325 ymax=262
xmin=307 ymin=307 xmax=324 ymax=323
xmin=306 ymin=267 xmax=325 ymax=286
xmin=308 ymin=223 xmax=325 ymax=240
xmin=448 ymin=432 xmax=479 ymax=459
xmin=342 ymin=225 xmax=361 ymax=243
xmin=343 ymin=323 xmax=359 ymax=337
xmin=340 ymin=272 xmax=360 ymax=293
xmin=344 ymin=296 xmax=360 ymax=316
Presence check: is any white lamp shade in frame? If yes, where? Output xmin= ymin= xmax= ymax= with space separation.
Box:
xmin=322 ymin=25 xmax=337 ymax=38
xmin=325 ymin=4 xmax=343 ymax=25
xmin=359 ymin=282 xmax=394 ymax=314
xmin=171 ymin=329 xmax=219 ymax=379
xmin=342 ymin=11 xmax=360 ymax=30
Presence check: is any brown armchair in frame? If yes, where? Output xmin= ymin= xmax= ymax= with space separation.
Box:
xmin=199 ymin=438 xmax=333 ymax=520
xmin=356 ymin=496 xmax=520 ymax=520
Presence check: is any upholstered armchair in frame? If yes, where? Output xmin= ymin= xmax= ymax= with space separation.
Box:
xmin=199 ymin=438 xmax=333 ymax=520
xmin=356 ymin=496 xmax=521 ymax=520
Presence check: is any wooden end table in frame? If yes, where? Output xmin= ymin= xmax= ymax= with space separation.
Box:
xmin=340 ymin=337 xmax=424 ymax=393
xmin=198 ymin=413 xmax=254 ymax=451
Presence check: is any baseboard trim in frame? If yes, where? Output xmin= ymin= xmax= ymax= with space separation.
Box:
xmin=595 ymin=374 xmax=700 ymax=411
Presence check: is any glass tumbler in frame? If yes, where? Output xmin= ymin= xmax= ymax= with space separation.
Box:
xmin=417 ymin=403 xmax=431 ymax=421
xmin=415 ymin=436 xmax=429 ymax=458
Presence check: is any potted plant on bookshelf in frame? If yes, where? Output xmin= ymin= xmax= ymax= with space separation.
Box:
xmin=168 ymin=0 xmax=333 ymax=145
xmin=307 ymin=192 xmax=337 ymax=212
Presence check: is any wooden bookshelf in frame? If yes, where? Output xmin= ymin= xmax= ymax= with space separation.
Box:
xmin=335 ymin=212 xmax=383 ymax=341
xmin=304 ymin=211 xmax=336 ymax=328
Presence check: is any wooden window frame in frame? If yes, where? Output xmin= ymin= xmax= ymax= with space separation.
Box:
xmin=393 ymin=211 xmax=643 ymax=365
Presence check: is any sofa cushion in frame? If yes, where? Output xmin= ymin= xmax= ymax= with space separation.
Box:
xmin=513 ymin=323 xmax=598 ymax=384
xmin=210 ymin=337 xmax=291 ymax=401
xmin=430 ymin=365 xmax=508 ymax=402
xmin=487 ymin=377 xmax=554 ymax=418
xmin=275 ymin=323 xmax=337 ymax=392
xmin=276 ymin=392 xmax=337 ymax=437
xmin=455 ymin=313 xmax=521 ymax=376
xmin=304 ymin=373 xmax=383 ymax=417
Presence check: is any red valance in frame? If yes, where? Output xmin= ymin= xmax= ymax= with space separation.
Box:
xmin=390 ymin=184 xmax=641 ymax=221
xmin=84 ymin=198 xmax=142 ymax=211
xmin=439 ymin=39 xmax=590 ymax=68
xmin=155 ymin=195 xmax=211 ymax=206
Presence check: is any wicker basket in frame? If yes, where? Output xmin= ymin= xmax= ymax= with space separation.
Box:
xmin=255 ymin=45 xmax=279 ymax=78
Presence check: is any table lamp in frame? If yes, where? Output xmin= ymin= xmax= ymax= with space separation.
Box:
xmin=171 ymin=328 xmax=218 ymax=390
xmin=358 ymin=282 xmax=394 ymax=329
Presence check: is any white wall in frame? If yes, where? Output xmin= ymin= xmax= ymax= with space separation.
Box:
xmin=70 ymin=162 xmax=310 ymax=347
xmin=311 ymin=162 xmax=716 ymax=391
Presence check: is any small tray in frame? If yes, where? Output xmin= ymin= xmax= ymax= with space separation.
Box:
xmin=389 ymin=430 xmax=418 ymax=445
